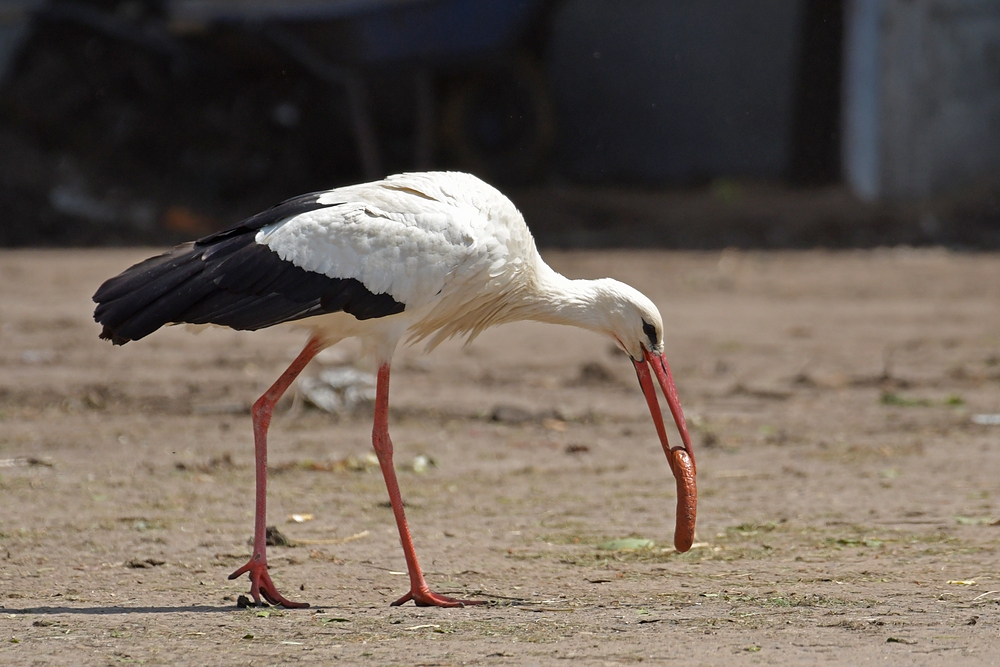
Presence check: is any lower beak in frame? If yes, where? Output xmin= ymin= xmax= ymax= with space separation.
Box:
xmin=633 ymin=349 xmax=697 ymax=551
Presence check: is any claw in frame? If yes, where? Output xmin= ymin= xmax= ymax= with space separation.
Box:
xmin=229 ymin=559 xmax=309 ymax=609
xmin=390 ymin=587 xmax=485 ymax=608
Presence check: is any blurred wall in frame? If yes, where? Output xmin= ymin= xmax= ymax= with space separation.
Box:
xmin=547 ymin=0 xmax=805 ymax=183
xmin=0 ymin=1 xmax=41 ymax=85
xmin=843 ymin=0 xmax=1000 ymax=200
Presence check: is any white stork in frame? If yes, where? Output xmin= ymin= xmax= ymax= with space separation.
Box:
xmin=93 ymin=172 xmax=696 ymax=608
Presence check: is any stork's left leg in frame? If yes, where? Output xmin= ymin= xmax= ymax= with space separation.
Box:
xmin=371 ymin=363 xmax=484 ymax=607
xmin=229 ymin=336 xmax=324 ymax=608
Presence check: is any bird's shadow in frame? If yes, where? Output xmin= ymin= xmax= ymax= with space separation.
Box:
xmin=3 ymin=605 xmax=236 ymax=616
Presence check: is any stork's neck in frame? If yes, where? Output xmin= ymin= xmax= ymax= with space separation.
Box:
xmin=523 ymin=262 xmax=616 ymax=334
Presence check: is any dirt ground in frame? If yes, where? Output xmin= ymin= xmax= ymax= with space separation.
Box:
xmin=1 ymin=247 xmax=998 ymax=665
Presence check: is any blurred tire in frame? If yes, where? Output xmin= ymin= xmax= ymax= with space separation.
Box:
xmin=441 ymin=54 xmax=553 ymax=184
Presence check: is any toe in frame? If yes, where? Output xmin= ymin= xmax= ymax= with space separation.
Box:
xmin=394 ymin=588 xmax=483 ymax=608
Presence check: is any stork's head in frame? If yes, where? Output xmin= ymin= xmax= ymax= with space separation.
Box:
xmin=589 ymin=279 xmax=664 ymax=360
xmin=593 ymin=279 xmax=697 ymax=552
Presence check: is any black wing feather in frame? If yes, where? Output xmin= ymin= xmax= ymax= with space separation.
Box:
xmin=197 ymin=191 xmax=331 ymax=243
xmin=93 ymin=194 xmax=405 ymax=345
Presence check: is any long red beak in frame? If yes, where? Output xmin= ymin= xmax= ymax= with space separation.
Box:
xmin=633 ymin=348 xmax=697 ymax=551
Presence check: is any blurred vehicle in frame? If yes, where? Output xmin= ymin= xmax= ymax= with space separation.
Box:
xmin=0 ymin=0 xmax=557 ymax=243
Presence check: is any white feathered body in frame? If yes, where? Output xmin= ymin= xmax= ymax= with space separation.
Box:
xmin=256 ymin=172 xmax=550 ymax=357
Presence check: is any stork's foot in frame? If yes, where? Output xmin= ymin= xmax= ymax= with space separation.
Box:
xmin=390 ymin=587 xmax=485 ymax=608
xmin=229 ymin=559 xmax=309 ymax=609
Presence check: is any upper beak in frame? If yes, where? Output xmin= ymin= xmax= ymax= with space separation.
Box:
xmin=633 ymin=348 xmax=697 ymax=550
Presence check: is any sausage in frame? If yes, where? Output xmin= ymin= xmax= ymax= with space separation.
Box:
xmin=671 ymin=447 xmax=697 ymax=552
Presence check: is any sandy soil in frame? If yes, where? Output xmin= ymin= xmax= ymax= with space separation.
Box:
xmin=1 ymin=248 xmax=998 ymax=665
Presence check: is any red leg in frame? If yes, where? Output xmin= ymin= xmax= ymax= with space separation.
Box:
xmin=228 ymin=336 xmax=324 ymax=608
xmin=372 ymin=363 xmax=483 ymax=608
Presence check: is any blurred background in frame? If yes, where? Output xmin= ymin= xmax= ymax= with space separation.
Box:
xmin=0 ymin=0 xmax=997 ymax=248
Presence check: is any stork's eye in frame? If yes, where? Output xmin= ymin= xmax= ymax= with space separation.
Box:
xmin=642 ymin=320 xmax=657 ymax=344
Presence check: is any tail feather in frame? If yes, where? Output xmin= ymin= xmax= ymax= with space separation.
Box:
xmin=107 ymin=270 xmax=219 ymax=343
xmin=93 ymin=242 xmax=198 ymax=304
xmin=94 ymin=254 xmax=204 ymax=330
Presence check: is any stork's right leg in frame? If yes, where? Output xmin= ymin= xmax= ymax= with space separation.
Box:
xmin=229 ymin=336 xmax=324 ymax=608
xmin=370 ymin=363 xmax=484 ymax=607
